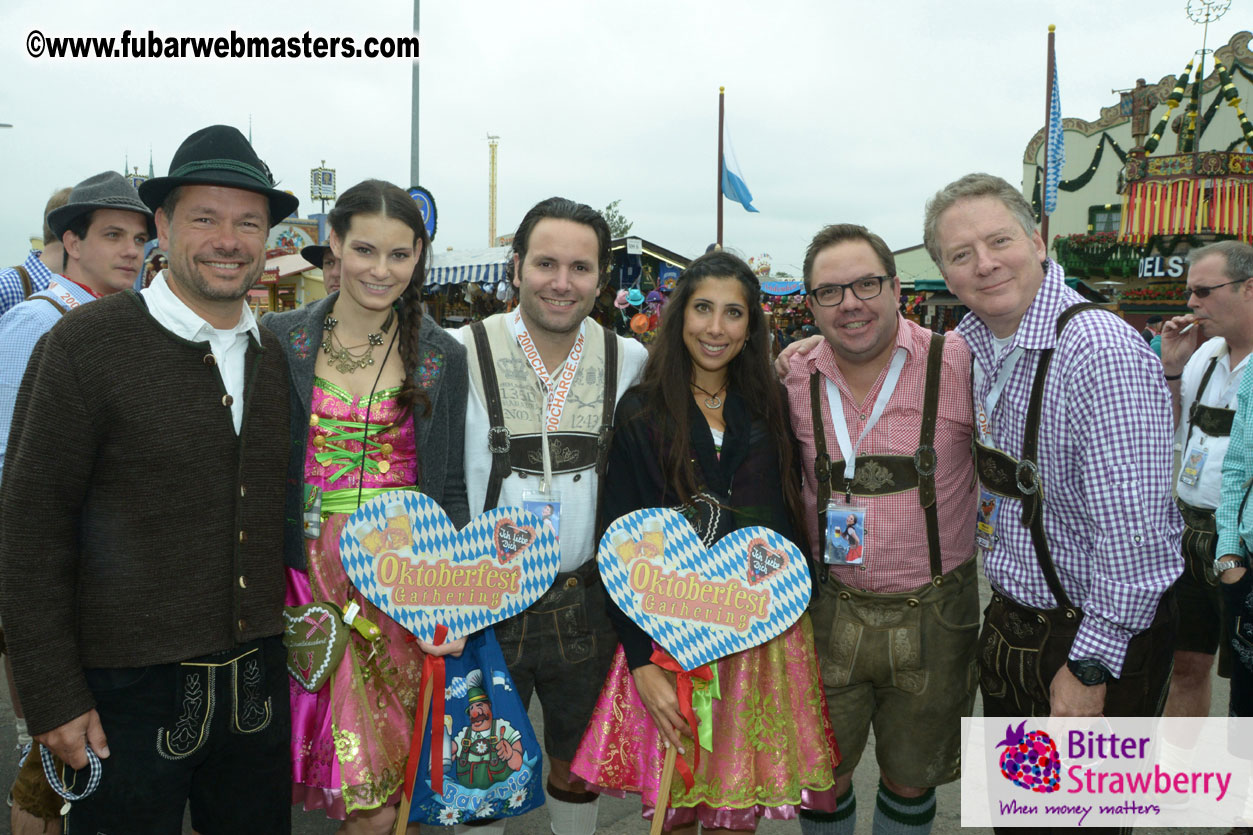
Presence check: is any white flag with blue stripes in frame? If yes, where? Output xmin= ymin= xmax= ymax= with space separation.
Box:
xmin=722 ymin=132 xmax=759 ymax=213
xmin=1044 ymin=62 xmax=1064 ymax=216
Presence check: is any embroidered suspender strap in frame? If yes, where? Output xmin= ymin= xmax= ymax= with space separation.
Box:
xmin=809 ymin=371 xmax=832 ymax=561
xmin=1019 ymin=301 xmax=1106 ymax=610
xmin=597 ymin=326 xmax=618 ymax=477
xmin=31 ymin=296 xmax=69 ymax=316
xmin=917 ymin=331 xmax=945 ymax=583
xmin=471 ymin=321 xmax=512 ymax=513
xmin=1186 ymin=355 xmax=1237 ymax=439
xmin=808 ymin=337 xmax=947 ymax=578
xmin=14 ymin=266 xmax=32 ymax=299
xmin=1185 ymin=356 xmax=1220 ymax=447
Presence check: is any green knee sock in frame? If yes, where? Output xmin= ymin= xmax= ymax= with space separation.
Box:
xmin=799 ymin=785 xmax=856 ymax=835
xmin=872 ymin=780 xmax=936 ymax=835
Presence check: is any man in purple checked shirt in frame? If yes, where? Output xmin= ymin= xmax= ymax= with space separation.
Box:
xmin=922 ymin=173 xmax=1181 ymax=724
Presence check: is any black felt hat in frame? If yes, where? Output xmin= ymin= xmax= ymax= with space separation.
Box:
xmin=139 ymin=125 xmax=299 ymax=227
xmin=48 ymin=171 xmax=155 ymax=240
xmin=301 ymin=244 xmax=330 ymax=268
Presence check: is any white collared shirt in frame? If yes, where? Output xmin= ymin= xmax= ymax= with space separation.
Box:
xmin=1177 ymin=336 xmax=1249 ymax=509
xmin=141 ymin=273 xmax=260 ymax=433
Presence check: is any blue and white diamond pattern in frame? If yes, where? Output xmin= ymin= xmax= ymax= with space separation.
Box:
xmin=597 ymin=508 xmax=811 ymax=670
xmin=340 ymin=491 xmax=560 ymax=642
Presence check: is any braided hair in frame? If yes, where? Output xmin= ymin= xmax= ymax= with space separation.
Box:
xmin=328 ymin=179 xmax=432 ymax=418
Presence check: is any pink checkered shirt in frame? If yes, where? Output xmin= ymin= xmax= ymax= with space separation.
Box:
xmin=784 ymin=315 xmax=977 ymax=593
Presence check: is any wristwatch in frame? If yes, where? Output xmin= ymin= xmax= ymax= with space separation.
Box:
xmin=1215 ymin=557 xmax=1245 ymax=574
xmin=1066 ymin=657 xmax=1112 ymax=686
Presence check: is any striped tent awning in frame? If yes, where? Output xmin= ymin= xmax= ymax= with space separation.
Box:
xmin=426 ymin=246 xmax=512 ymax=292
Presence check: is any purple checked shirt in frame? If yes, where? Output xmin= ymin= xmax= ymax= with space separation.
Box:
xmin=957 ymin=261 xmax=1182 ymax=677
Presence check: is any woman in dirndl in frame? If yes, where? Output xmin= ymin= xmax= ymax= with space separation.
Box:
xmin=572 ymin=250 xmax=840 ymax=833
xmin=266 ymin=178 xmax=468 ymax=834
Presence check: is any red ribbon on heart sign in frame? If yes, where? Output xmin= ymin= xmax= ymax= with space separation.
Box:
xmin=404 ymin=623 xmax=449 ymax=799
xmin=647 ymin=648 xmax=713 ymax=790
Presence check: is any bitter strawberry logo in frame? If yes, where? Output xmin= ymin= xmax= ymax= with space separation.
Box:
xmin=997 ymin=721 xmax=1062 ymax=793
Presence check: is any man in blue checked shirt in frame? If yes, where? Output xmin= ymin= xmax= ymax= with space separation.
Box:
xmin=0 ymin=172 xmax=153 ymax=480
xmin=923 ymin=173 xmax=1181 ymax=722
xmin=0 ymin=187 xmax=72 ymax=318
xmin=0 ymin=171 xmax=152 ymax=834
xmin=1160 ymin=242 xmax=1253 ymax=719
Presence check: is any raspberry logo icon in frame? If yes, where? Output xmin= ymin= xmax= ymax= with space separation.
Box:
xmin=996 ymin=721 xmax=1061 ymax=793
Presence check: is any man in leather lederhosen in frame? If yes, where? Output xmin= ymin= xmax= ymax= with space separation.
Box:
xmin=923 ymin=173 xmax=1181 ymax=728
xmin=785 ymin=224 xmax=979 ymax=835
xmin=925 ymin=173 xmax=1182 ymax=835
xmin=451 ymin=198 xmax=648 ymax=835
xmin=1160 ymin=242 xmax=1253 ymax=717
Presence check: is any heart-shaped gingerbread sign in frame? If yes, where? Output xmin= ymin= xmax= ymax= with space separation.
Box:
xmin=494 ymin=520 xmax=536 ymax=563
xmin=340 ymin=491 xmax=560 ymax=642
xmin=598 ymin=508 xmax=812 ymax=670
xmin=283 ymin=602 xmax=348 ymax=692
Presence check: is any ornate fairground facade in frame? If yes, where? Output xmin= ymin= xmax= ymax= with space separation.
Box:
xmin=1022 ymin=26 xmax=1253 ymax=324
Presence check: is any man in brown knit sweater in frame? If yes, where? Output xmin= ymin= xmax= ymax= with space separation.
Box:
xmin=0 ymin=126 xmax=297 ymax=833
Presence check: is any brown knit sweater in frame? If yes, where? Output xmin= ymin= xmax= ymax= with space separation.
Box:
xmin=0 ymin=292 xmax=290 ymax=735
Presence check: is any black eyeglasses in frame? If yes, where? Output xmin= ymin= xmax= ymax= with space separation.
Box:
xmin=809 ymin=275 xmax=891 ymax=307
xmin=1189 ymin=277 xmax=1250 ymax=298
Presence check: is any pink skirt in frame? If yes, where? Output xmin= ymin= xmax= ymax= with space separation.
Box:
xmin=288 ymin=513 xmax=424 ymax=819
xmin=572 ymin=614 xmax=840 ymax=831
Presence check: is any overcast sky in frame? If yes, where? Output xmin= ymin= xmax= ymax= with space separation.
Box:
xmin=0 ymin=1 xmax=1244 ymax=276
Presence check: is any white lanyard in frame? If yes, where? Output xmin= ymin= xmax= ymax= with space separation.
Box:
xmin=824 ymin=348 xmax=907 ymax=485
xmin=512 ymin=312 xmax=586 ymax=493
xmin=974 ymin=346 xmax=1025 ymax=447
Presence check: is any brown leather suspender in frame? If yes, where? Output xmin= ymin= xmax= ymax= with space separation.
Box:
xmin=810 ymin=331 xmax=946 ymax=582
xmin=1187 ymin=356 xmax=1235 ymax=441
xmin=14 ymin=266 xmax=32 ymax=299
xmin=470 ymin=321 xmax=512 ymax=513
xmin=975 ymin=301 xmax=1106 ymax=610
xmin=30 ymin=296 xmax=68 ymax=316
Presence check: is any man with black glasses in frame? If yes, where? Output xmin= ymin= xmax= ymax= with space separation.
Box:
xmin=1161 ymin=241 xmax=1253 ymax=718
xmin=783 ymin=224 xmax=978 ymax=835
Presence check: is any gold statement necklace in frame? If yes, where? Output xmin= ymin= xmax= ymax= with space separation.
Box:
xmin=322 ymin=309 xmax=396 ymax=374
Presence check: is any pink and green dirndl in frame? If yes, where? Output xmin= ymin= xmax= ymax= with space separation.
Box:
xmin=288 ymin=381 xmax=425 ymax=819
xmin=572 ymin=613 xmax=840 ymax=830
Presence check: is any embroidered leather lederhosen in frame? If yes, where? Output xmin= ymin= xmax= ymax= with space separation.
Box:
xmin=468 ymin=321 xmax=619 ymax=513
xmin=809 ymin=331 xmax=946 ymax=584
xmin=973 ymin=302 xmax=1106 ymax=611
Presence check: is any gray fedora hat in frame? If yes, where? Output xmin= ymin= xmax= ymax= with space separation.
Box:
xmin=47 ymin=171 xmax=155 ymax=240
xmin=139 ymin=125 xmax=299 ymax=227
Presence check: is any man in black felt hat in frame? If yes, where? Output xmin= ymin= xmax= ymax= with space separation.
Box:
xmin=0 ymin=125 xmax=297 ymax=834
xmin=301 ymin=243 xmax=341 ymax=294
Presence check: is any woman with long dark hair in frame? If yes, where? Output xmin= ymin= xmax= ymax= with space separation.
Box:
xmin=572 ymin=250 xmax=839 ymax=833
xmin=265 ymin=179 xmax=469 ymax=834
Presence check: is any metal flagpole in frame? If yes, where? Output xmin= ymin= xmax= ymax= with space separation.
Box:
xmin=411 ymin=0 xmax=420 ymax=188
xmin=1041 ymin=25 xmax=1055 ymax=245
xmin=717 ymin=87 xmax=725 ymax=248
